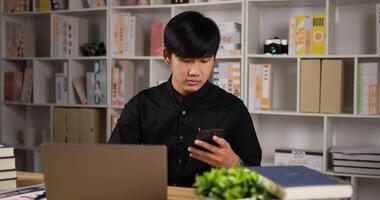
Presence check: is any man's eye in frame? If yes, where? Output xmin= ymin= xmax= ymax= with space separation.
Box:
xmin=201 ymin=60 xmax=210 ymax=63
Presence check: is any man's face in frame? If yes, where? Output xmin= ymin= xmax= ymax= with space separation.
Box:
xmin=166 ymin=51 xmax=214 ymax=96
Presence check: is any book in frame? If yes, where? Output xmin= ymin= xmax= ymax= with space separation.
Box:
xmin=275 ymin=148 xmax=323 ymax=171
xmin=0 ymin=157 xmax=16 ymax=171
xmin=150 ymin=21 xmax=165 ymax=56
xmin=86 ymin=72 xmax=95 ymax=105
xmin=0 ymin=143 xmax=14 ymax=158
xmin=261 ymin=64 xmax=272 ymax=110
xmin=333 ymin=159 xmax=380 ymax=169
xmin=249 ymin=166 xmax=353 ymax=200
xmin=0 ymin=178 xmax=17 ymax=191
xmin=20 ymin=66 xmax=33 ymax=103
xmin=72 ymin=77 xmax=88 ymax=104
xmin=39 ymin=0 xmax=51 ymax=11
xmin=331 ymin=146 xmax=380 ymax=160
xmin=0 ymin=170 xmax=17 ymax=181
xmin=358 ymin=62 xmax=378 ymax=115
xmin=0 ymin=184 xmax=45 ymax=199
xmin=333 ymin=166 xmax=380 ymax=176
xmin=13 ymin=72 xmax=24 ymax=101
xmin=377 ymin=4 xmax=380 ymax=54
xmin=288 ymin=16 xmax=296 ymax=55
xmin=311 ymin=14 xmax=326 ymax=55
xmin=55 ymin=73 xmax=65 ymax=104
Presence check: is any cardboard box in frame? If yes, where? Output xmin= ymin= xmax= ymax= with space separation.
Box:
xmin=53 ymin=108 xmax=67 ymax=143
xmin=79 ymin=108 xmax=101 ymax=143
xmin=320 ymin=60 xmax=344 ymax=113
xmin=67 ymin=108 xmax=80 ymax=143
xmin=300 ymin=59 xmax=321 ymax=113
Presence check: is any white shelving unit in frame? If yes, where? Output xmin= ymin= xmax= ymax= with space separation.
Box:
xmin=1 ymin=0 xmax=380 ymax=199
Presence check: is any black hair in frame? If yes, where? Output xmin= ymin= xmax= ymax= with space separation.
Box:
xmin=164 ymin=11 xmax=220 ymax=58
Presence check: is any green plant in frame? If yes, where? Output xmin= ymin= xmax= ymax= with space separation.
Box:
xmin=193 ymin=167 xmax=268 ymax=200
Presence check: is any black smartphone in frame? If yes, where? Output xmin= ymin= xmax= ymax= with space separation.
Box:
xmin=193 ymin=128 xmax=224 ymax=151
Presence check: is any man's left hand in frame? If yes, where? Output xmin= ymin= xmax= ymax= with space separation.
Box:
xmin=188 ymin=136 xmax=240 ymax=168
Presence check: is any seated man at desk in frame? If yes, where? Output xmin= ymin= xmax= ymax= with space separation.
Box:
xmin=109 ymin=11 xmax=261 ymax=187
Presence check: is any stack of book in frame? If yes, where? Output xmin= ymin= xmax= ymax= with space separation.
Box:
xmin=288 ymin=14 xmax=326 ymax=56
xmin=331 ymin=146 xmax=380 ymax=176
xmin=248 ymin=63 xmax=272 ymax=111
xmin=85 ymin=0 xmax=106 ymax=8
xmin=217 ymin=22 xmax=241 ymax=57
xmin=112 ymin=13 xmax=144 ymax=57
xmin=3 ymin=66 xmax=33 ymax=103
xmin=52 ymin=15 xmax=88 ymax=58
xmin=5 ymin=22 xmax=35 ymax=58
xmin=0 ymin=143 xmax=17 ymax=191
xmin=357 ymin=62 xmax=378 ymax=115
xmin=3 ymin=0 xmax=33 ymax=12
xmin=111 ymin=61 xmax=135 ymax=106
xmin=55 ymin=62 xmax=69 ymax=104
xmin=213 ymin=62 xmax=241 ymax=97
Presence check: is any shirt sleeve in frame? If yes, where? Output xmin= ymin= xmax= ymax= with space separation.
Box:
xmin=108 ymin=95 xmax=142 ymax=144
xmin=230 ymin=101 xmax=262 ymax=166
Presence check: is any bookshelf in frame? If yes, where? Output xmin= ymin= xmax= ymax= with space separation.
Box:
xmin=1 ymin=0 xmax=380 ymax=199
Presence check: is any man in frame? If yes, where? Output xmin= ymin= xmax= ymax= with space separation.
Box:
xmin=109 ymin=11 xmax=261 ymax=187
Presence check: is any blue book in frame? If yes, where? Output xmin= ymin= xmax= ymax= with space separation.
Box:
xmin=249 ymin=166 xmax=353 ymax=200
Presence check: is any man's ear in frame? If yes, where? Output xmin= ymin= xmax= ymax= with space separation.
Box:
xmin=163 ymin=48 xmax=171 ymax=65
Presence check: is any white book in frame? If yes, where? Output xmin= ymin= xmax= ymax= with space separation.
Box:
xmin=288 ymin=16 xmax=296 ymax=55
xmin=333 ymin=166 xmax=380 ymax=176
xmin=55 ymin=73 xmax=64 ymax=104
xmin=86 ymin=72 xmax=95 ymax=105
xmin=361 ymin=63 xmax=378 ymax=115
xmin=63 ymin=62 xmax=68 ymax=104
xmin=248 ymin=64 xmax=256 ymax=112
xmin=333 ymin=159 xmax=380 ymax=169
xmin=255 ymin=64 xmax=263 ymax=110
xmin=261 ymin=64 xmax=272 ymax=110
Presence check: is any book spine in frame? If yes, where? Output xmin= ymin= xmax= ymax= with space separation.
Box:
xmin=112 ymin=66 xmax=120 ymax=106
xmin=100 ymin=60 xmax=107 ymax=105
xmin=86 ymin=72 xmax=95 ymax=105
xmin=118 ymin=61 xmax=127 ymax=105
xmin=255 ymin=64 xmax=263 ymax=110
xmin=63 ymin=61 xmax=68 ymax=104
xmin=311 ymin=14 xmax=326 ymax=55
xmin=248 ymin=64 xmax=256 ymax=112
xmin=13 ymin=72 xmax=23 ymax=101
xmin=377 ymin=4 xmax=380 ymax=54
xmin=367 ymin=63 xmax=378 ymax=115
xmin=357 ymin=63 xmax=363 ymax=114
xmin=261 ymin=64 xmax=272 ymax=110
xmin=288 ymin=17 xmax=297 ymax=56
xmin=55 ymin=73 xmax=64 ymax=104
xmin=296 ymin=16 xmax=307 ymax=55
xmin=94 ymin=61 xmax=101 ymax=104
xmin=20 ymin=66 xmax=33 ymax=102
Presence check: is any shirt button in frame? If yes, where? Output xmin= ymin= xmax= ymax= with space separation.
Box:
xmin=178 ymin=159 xmax=183 ymax=164
xmin=181 ymin=110 xmax=186 ymax=115
xmin=179 ymin=135 xmax=184 ymax=140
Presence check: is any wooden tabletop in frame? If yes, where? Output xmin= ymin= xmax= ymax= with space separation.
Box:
xmin=17 ymin=171 xmax=199 ymax=200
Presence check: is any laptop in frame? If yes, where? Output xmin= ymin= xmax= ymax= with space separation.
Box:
xmin=41 ymin=144 xmax=167 ymax=200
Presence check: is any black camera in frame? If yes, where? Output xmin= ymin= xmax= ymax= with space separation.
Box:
xmin=264 ymin=37 xmax=288 ymax=55
xmin=80 ymin=42 xmax=107 ymax=57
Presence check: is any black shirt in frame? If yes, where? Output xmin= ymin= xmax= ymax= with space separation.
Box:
xmin=108 ymin=76 xmax=262 ymax=187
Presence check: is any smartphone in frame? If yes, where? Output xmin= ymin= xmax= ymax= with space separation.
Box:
xmin=193 ymin=128 xmax=224 ymax=151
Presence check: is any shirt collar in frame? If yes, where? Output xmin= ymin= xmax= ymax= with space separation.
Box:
xmin=166 ymin=75 xmax=211 ymax=105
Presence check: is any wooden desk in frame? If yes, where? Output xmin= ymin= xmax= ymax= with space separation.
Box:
xmin=16 ymin=171 xmax=199 ymax=200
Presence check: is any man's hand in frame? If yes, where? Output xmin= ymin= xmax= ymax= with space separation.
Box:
xmin=188 ymin=135 xmax=240 ymax=168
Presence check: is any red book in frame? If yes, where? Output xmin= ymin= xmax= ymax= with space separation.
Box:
xmin=150 ymin=21 xmax=165 ymax=56
xmin=4 ymin=72 xmax=15 ymax=101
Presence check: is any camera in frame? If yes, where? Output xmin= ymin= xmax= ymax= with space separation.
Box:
xmin=80 ymin=42 xmax=106 ymax=57
xmin=264 ymin=37 xmax=288 ymax=55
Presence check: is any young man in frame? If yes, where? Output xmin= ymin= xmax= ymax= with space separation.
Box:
xmin=109 ymin=11 xmax=261 ymax=187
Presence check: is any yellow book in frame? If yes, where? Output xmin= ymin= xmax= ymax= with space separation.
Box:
xmin=39 ymin=0 xmax=51 ymax=11
xmin=311 ymin=14 xmax=326 ymax=55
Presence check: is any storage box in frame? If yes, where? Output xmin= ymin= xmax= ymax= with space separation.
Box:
xmin=300 ymin=59 xmax=321 ymax=113
xmin=320 ymin=60 xmax=344 ymax=113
